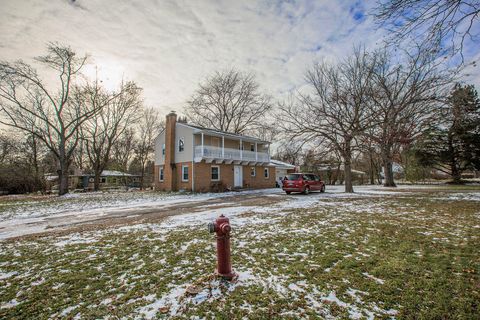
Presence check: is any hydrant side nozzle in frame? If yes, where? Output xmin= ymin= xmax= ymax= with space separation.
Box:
xmin=208 ymin=222 xmax=216 ymax=233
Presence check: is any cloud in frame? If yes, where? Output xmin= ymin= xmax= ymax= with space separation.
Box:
xmin=0 ymin=0 xmax=478 ymax=115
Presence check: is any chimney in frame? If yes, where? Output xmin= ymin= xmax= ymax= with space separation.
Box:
xmin=164 ymin=111 xmax=177 ymax=191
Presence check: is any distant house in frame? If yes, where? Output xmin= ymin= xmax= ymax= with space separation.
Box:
xmin=317 ymin=165 xmax=367 ymax=185
xmin=45 ymin=170 xmax=140 ymax=192
xmin=70 ymin=170 xmax=141 ymax=190
xmin=154 ymin=112 xmax=275 ymax=192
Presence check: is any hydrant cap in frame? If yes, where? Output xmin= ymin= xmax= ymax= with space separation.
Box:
xmin=220 ymin=223 xmax=231 ymax=234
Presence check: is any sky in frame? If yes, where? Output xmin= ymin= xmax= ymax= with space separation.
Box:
xmin=1 ymin=0 xmax=479 ymax=116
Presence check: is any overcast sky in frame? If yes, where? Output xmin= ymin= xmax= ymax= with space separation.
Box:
xmin=1 ymin=0 xmax=479 ymax=115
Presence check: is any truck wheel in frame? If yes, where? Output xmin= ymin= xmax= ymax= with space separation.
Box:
xmin=320 ymin=185 xmax=325 ymax=193
xmin=303 ymin=186 xmax=310 ymax=195
xmin=286 ymin=191 xmax=291 ymax=195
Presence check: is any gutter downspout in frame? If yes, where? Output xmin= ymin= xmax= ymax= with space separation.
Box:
xmin=192 ymin=134 xmax=195 ymax=193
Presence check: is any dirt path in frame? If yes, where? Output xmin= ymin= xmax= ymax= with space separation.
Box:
xmin=2 ymin=192 xmax=286 ymax=241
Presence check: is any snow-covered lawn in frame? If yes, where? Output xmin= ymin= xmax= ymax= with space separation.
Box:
xmin=0 ymin=185 xmax=479 ymax=319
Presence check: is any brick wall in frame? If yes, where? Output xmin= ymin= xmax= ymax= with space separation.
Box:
xmin=193 ymin=162 xmax=275 ymax=192
xmin=155 ymin=163 xmax=193 ymax=191
xmin=194 ymin=162 xmax=234 ymax=192
xmin=242 ymin=165 xmax=275 ymax=189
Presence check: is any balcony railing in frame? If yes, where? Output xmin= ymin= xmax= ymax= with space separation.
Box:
xmin=194 ymin=145 xmax=270 ymax=163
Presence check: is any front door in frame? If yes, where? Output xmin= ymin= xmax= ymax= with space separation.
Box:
xmin=234 ymin=165 xmax=243 ymax=188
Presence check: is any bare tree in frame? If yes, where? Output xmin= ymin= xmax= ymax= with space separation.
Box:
xmin=273 ymin=139 xmax=304 ymax=166
xmin=0 ymin=130 xmax=16 ymax=164
xmin=279 ymin=49 xmax=376 ymax=193
xmin=374 ymin=0 xmax=480 ymax=59
xmin=80 ymin=80 xmax=143 ymax=191
xmin=111 ymin=127 xmax=136 ymax=173
xmin=357 ymin=132 xmax=383 ymax=185
xmin=134 ymin=107 xmax=164 ymax=189
xmin=185 ymin=69 xmax=273 ymax=134
xmin=71 ymin=138 xmax=87 ymax=171
xmin=0 ymin=43 xmax=101 ymax=195
xmin=367 ymin=48 xmax=451 ymax=187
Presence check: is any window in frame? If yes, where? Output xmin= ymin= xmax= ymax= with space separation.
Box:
xmin=101 ymin=177 xmax=106 ymax=183
xmin=264 ymin=167 xmax=269 ymax=178
xmin=159 ymin=167 xmax=164 ymax=181
xmin=211 ymin=165 xmax=220 ymax=181
xmin=182 ymin=165 xmax=189 ymax=181
xmin=286 ymin=174 xmax=301 ymax=180
xmin=250 ymin=167 xmax=256 ymax=177
xmin=162 ymin=144 xmax=165 ymax=156
xmin=179 ymin=138 xmax=184 ymax=152
xmin=250 ymin=144 xmax=255 ymax=152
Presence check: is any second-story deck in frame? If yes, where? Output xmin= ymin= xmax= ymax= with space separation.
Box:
xmin=193 ymin=132 xmax=270 ymax=165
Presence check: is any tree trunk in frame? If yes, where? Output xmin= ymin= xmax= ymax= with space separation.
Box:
xmin=369 ymin=152 xmax=375 ymax=185
xmin=344 ymin=161 xmax=354 ymax=193
xmin=58 ymin=166 xmax=69 ymax=196
xmin=93 ymin=171 xmax=101 ymax=191
xmin=140 ymin=162 xmax=145 ymax=190
xmin=382 ymin=145 xmax=396 ymax=187
xmin=448 ymin=133 xmax=462 ymax=184
xmin=451 ymin=164 xmax=462 ymax=183
xmin=343 ymin=142 xmax=354 ymax=193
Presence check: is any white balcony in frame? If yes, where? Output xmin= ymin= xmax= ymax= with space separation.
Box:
xmin=194 ymin=145 xmax=270 ymax=164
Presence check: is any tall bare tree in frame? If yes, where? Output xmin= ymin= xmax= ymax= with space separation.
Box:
xmin=185 ymin=69 xmax=273 ymax=134
xmin=279 ymin=49 xmax=376 ymax=193
xmin=0 ymin=43 xmax=101 ymax=195
xmin=374 ymin=0 xmax=480 ymax=59
xmin=80 ymin=80 xmax=143 ymax=191
xmin=134 ymin=107 xmax=164 ymax=189
xmin=367 ymin=48 xmax=451 ymax=187
xmin=111 ymin=127 xmax=136 ymax=173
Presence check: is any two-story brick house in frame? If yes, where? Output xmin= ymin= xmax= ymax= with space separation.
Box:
xmin=154 ymin=112 xmax=275 ymax=192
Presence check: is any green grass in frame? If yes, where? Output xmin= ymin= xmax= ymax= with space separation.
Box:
xmin=1 ymin=189 xmax=479 ymax=319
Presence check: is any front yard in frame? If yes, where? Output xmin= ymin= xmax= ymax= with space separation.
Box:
xmin=1 ymin=186 xmax=479 ymax=319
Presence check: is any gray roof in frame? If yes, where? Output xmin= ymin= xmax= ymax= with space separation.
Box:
xmin=270 ymin=159 xmax=296 ymax=169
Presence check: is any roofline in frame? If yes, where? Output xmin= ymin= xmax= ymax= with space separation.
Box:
xmin=153 ymin=128 xmax=166 ymax=143
xmin=270 ymin=159 xmax=296 ymax=168
xmin=178 ymin=122 xmax=270 ymax=144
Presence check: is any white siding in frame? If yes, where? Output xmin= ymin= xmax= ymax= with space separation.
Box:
xmin=175 ymin=123 xmax=194 ymax=163
xmin=276 ymin=168 xmax=288 ymax=181
xmin=154 ymin=131 xmax=165 ymax=165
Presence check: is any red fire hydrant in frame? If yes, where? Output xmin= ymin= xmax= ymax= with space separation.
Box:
xmin=208 ymin=214 xmax=236 ymax=280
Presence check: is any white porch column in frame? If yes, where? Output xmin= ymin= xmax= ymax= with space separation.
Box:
xmin=240 ymin=139 xmax=243 ymax=160
xmin=255 ymin=142 xmax=258 ymax=161
xmin=201 ymin=133 xmax=204 ymax=157
xmin=222 ymin=136 xmax=225 ymax=158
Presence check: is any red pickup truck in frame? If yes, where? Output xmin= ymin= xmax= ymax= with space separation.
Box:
xmin=282 ymin=173 xmax=325 ymax=195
